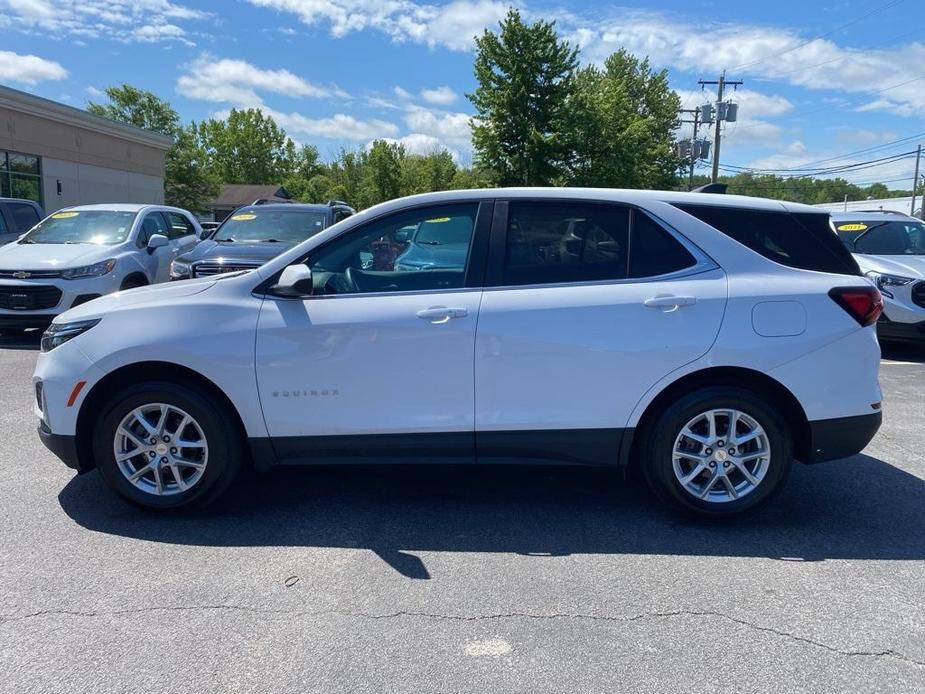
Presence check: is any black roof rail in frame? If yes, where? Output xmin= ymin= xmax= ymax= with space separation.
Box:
xmin=692 ymin=183 xmax=728 ymax=194
xmin=251 ymin=198 xmax=295 ymax=205
xmin=851 ymin=208 xmax=909 ymax=215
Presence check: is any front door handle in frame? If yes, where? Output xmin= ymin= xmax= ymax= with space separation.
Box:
xmin=644 ymin=295 xmax=697 ymax=310
xmin=417 ymin=306 xmax=468 ymax=322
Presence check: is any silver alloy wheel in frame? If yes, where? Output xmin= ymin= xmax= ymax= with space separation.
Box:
xmin=113 ymin=403 xmax=208 ymax=496
xmin=671 ymin=408 xmax=770 ymax=504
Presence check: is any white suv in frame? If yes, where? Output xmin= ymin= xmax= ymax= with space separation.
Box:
xmin=831 ymin=211 xmax=925 ymax=342
xmin=33 ymin=189 xmax=883 ymax=517
xmin=0 ymin=204 xmax=201 ymax=334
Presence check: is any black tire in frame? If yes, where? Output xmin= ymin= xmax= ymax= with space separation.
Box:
xmin=93 ymin=381 xmax=244 ymax=510
xmin=642 ymin=386 xmax=792 ymax=517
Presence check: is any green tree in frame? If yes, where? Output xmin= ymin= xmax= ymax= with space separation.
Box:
xmin=165 ymin=125 xmax=221 ymax=214
xmin=361 ymin=140 xmax=404 ymax=206
xmin=87 ymin=84 xmax=218 ymax=212
xmin=564 ymin=51 xmax=683 ymax=189
xmin=400 ymin=150 xmax=458 ymax=196
xmin=88 ymin=84 xmax=180 ymax=136
xmin=196 ymin=108 xmax=298 ymax=185
xmin=469 ymin=9 xmax=579 ymax=186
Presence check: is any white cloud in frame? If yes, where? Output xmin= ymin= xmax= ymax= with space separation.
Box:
xmin=247 ymin=0 xmax=506 ymax=50
xmin=0 ymin=0 xmax=207 ymax=44
xmin=571 ymin=10 xmax=925 ymax=114
xmin=177 ymin=54 xmax=349 ymax=104
xmin=420 ymin=85 xmax=458 ymax=105
xmin=0 ymin=50 xmax=67 ymax=84
xmin=271 ymin=110 xmax=399 ymax=140
xmin=404 ymin=106 xmax=471 ymax=140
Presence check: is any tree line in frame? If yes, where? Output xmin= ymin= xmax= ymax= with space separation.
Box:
xmin=87 ymin=9 xmax=906 ymax=213
xmin=689 ymin=172 xmax=918 ymax=205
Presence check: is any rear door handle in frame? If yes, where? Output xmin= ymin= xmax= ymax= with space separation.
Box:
xmin=417 ymin=306 xmax=468 ymax=322
xmin=644 ymin=295 xmax=697 ymax=309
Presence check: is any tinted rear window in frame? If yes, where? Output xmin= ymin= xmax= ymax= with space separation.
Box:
xmin=675 ymin=204 xmax=860 ymax=276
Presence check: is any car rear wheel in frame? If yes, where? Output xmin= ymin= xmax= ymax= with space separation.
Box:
xmin=93 ymin=381 xmax=243 ymax=509
xmin=642 ymin=387 xmax=792 ymax=517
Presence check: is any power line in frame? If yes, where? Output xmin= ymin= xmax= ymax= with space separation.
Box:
xmin=731 ymin=0 xmax=905 ymax=73
xmin=719 ymin=150 xmax=918 ymax=179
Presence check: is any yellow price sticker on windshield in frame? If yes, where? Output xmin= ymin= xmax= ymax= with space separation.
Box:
xmin=836 ymin=223 xmax=867 ymax=232
xmin=425 ymin=217 xmax=451 ymax=223
xmin=51 ymin=211 xmax=79 ymax=219
xmin=231 ymin=213 xmax=257 ymax=221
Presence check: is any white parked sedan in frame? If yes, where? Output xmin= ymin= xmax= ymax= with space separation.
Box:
xmin=0 ymin=204 xmax=202 ymax=334
xmin=33 ymin=188 xmax=883 ymax=517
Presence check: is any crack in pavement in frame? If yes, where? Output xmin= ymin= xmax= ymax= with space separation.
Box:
xmin=2 ymin=605 xmax=923 ymax=668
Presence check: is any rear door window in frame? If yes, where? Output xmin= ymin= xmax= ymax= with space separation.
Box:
xmin=500 ymin=202 xmax=697 ymax=286
xmin=8 ymin=203 xmax=40 ymax=232
xmin=675 ymin=204 xmax=860 ymax=276
xmin=165 ymin=211 xmax=196 ymax=240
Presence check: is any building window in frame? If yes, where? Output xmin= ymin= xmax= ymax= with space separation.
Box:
xmin=0 ymin=151 xmax=42 ymax=207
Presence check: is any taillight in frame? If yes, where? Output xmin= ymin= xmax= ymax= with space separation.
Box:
xmin=828 ymin=286 xmax=883 ymax=327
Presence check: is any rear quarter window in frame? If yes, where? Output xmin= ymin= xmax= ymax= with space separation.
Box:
xmin=674 ymin=204 xmax=860 ymax=276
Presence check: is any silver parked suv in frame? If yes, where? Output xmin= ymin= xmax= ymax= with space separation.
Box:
xmin=831 ymin=211 xmax=925 ymax=342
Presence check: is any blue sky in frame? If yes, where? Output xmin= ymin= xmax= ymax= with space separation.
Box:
xmin=2 ymin=0 xmax=924 ymax=187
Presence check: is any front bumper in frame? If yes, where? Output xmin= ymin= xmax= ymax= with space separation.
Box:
xmin=804 ymin=411 xmax=882 ymax=463
xmin=0 ymin=314 xmax=54 ymax=330
xmin=0 ymin=274 xmax=120 ymax=322
xmin=37 ymin=422 xmax=86 ymax=472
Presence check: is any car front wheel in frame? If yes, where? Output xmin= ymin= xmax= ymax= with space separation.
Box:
xmin=93 ymin=381 xmax=243 ymax=509
xmin=642 ymin=387 xmax=792 ymax=517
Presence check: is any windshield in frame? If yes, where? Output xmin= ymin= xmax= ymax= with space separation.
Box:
xmin=213 ymin=210 xmax=327 ymax=243
xmin=21 ymin=210 xmax=137 ymax=245
xmin=413 ymin=215 xmax=473 ymax=246
xmin=834 ymin=219 xmax=925 ymax=255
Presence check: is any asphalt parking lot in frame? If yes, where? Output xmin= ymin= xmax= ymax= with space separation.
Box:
xmin=0 ymin=334 xmax=923 ymax=693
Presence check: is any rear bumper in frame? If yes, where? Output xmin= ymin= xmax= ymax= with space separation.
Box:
xmin=804 ymin=411 xmax=882 ymax=463
xmin=38 ymin=423 xmax=87 ymax=472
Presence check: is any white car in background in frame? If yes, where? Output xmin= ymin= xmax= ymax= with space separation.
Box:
xmin=0 ymin=204 xmax=202 ymax=335
xmin=831 ymin=211 xmax=925 ymax=342
xmin=34 ymin=189 xmax=883 ymax=517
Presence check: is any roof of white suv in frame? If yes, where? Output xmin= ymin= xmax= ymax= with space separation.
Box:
xmin=55 ymin=203 xmax=186 ymax=213
xmin=355 ymin=187 xmax=825 ymax=216
xmin=830 ymin=210 xmax=920 ymax=222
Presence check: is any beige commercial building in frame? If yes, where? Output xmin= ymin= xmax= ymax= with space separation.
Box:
xmin=0 ymin=85 xmax=171 ymax=214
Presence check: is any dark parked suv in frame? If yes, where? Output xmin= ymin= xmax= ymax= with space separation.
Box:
xmin=169 ymin=201 xmax=354 ymax=280
xmin=0 ymin=198 xmax=44 ymax=245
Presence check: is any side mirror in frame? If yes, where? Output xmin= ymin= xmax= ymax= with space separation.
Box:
xmin=271 ymin=263 xmax=313 ymax=297
xmin=199 ymin=229 xmax=212 ymax=240
xmin=393 ymin=229 xmax=412 ymax=244
xmin=147 ymin=233 xmax=169 ymax=254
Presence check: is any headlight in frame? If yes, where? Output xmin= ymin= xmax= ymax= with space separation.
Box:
xmin=61 ymin=258 xmax=116 ymax=279
xmin=40 ymin=319 xmax=100 ymax=352
xmin=169 ymin=259 xmax=191 ymax=280
xmin=865 ymin=271 xmax=916 ymax=299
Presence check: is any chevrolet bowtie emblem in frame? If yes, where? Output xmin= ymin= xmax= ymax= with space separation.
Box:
xmin=12 ymin=271 xmax=30 ymax=279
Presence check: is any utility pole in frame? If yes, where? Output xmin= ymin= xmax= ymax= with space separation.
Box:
xmin=699 ymin=71 xmax=743 ymax=183
xmin=911 ymin=144 xmax=921 ymax=217
xmin=678 ymin=107 xmax=701 ymax=190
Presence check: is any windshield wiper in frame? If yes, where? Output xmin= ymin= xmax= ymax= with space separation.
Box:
xmin=216 ymin=237 xmax=235 ymax=243
xmin=419 ymin=240 xmax=442 ymax=245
